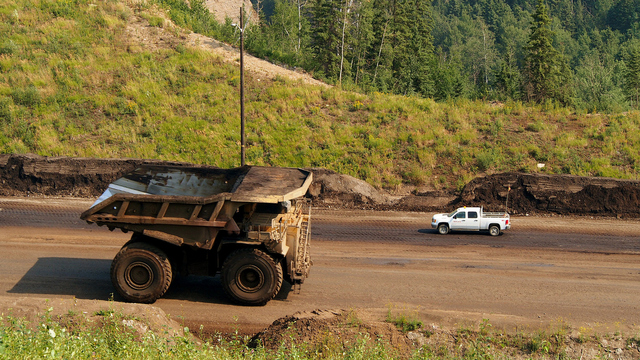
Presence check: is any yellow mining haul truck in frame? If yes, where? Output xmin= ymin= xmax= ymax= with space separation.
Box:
xmin=81 ymin=165 xmax=312 ymax=306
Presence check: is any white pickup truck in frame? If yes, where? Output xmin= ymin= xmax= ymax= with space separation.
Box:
xmin=431 ymin=207 xmax=510 ymax=236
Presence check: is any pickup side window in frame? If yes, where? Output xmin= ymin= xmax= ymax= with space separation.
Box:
xmin=454 ymin=212 xmax=466 ymax=219
xmin=468 ymin=211 xmax=478 ymax=219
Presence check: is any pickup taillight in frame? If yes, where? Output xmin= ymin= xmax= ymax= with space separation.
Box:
xmin=505 ymin=219 xmax=509 ymax=225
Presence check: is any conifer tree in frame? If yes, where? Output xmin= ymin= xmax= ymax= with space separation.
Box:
xmin=347 ymin=0 xmax=375 ymax=87
xmin=369 ymin=0 xmax=394 ymax=91
xmin=495 ymin=50 xmax=521 ymax=100
xmin=625 ymin=46 xmax=640 ymax=108
xmin=310 ymin=0 xmax=342 ymax=80
xmin=523 ymin=0 xmax=567 ymax=104
xmin=390 ymin=0 xmax=435 ymax=96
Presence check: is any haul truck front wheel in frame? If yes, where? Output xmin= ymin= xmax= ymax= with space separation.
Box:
xmin=222 ymin=248 xmax=283 ymax=306
xmin=111 ymin=242 xmax=173 ymax=304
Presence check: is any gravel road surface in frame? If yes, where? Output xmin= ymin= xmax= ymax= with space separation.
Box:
xmin=0 ymin=197 xmax=638 ymax=334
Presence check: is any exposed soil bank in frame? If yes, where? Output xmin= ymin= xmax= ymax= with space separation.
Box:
xmin=2 ymin=154 xmax=640 ymax=217
xmin=459 ymin=172 xmax=640 ymax=217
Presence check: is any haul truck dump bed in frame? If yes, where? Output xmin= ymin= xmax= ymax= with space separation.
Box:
xmin=81 ymin=165 xmax=313 ymax=305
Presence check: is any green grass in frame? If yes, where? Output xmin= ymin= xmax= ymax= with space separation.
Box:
xmin=0 ymin=308 xmax=635 ymax=360
xmin=2 ymin=0 xmax=640 ymax=192
xmin=386 ymin=306 xmax=424 ymax=333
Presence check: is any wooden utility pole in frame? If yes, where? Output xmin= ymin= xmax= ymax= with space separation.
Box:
xmin=240 ymin=6 xmax=246 ymax=166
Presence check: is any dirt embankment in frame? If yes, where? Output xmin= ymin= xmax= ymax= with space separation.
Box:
xmin=2 ymin=154 xmax=640 ymax=217
xmin=458 ymin=173 xmax=640 ymax=217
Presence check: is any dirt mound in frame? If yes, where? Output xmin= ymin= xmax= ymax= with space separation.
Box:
xmin=0 ymin=296 xmax=186 ymax=339
xmin=248 ymin=309 xmax=414 ymax=357
xmin=2 ymin=154 xmax=640 ymax=217
xmin=0 ymin=154 xmax=195 ymax=197
xmin=307 ymin=167 xmax=399 ymax=207
xmin=460 ymin=172 xmax=640 ymax=217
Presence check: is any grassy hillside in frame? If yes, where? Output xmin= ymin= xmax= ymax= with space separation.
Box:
xmin=1 ymin=0 xmax=640 ymax=192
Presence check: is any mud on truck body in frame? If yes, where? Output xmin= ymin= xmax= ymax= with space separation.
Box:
xmin=81 ymin=165 xmax=312 ymax=306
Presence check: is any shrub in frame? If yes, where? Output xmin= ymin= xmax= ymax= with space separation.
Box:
xmin=0 ymin=40 xmax=18 ymax=55
xmin=385 ymin=308 xmax=423 ymax=333
xmin=476 ymin=150 xmax=496 ymax=171
xmin=11 ymin=86 xmax=40 ymax=107
xmin=525 ymin=120 xmax=545 ymax=132
xmin=0 ymin=96 xmax=12 ymax=123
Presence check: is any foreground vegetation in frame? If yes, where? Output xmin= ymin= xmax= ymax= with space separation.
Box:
xmin=1 ymin=308 xmax=638 ymax=359
xmin=2 ymin=0 xmax=640 ymax=192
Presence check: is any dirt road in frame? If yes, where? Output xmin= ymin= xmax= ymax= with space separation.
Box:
xmin=0 ymin=197 xmax=638 ymax=335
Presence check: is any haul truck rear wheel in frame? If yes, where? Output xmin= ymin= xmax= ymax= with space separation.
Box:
xmin=221 ymin=248 xmax=283 ymax=306
xmin=111 ymin=242 xmax=173 ymax=304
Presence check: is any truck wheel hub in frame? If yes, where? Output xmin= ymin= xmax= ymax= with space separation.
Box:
xmin=125 ymin=261 xmax=154 ymax=290
xmin=236 ymin=265 xmax=264 ymax=293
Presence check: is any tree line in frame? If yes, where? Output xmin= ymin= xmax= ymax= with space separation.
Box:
xmin=162 ymin=0 xmax=640 ymax=112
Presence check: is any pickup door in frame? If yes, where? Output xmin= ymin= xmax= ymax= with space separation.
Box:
xmin=450 ymin=210 xmax=480 ymax=231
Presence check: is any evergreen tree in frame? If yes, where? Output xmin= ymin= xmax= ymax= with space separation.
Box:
xmin=495 ymin=50 xmax=521 ymax=100
xmin=390 ymin=0 xmax=435 ymax=96
xmin=523 ymin=0 xmax=568 ymax=103
xmin=625 ymin=45 xmax=640 ymax=108
xmin=271 ymin=0 xmax=301 ymax=52
xmin=310 ymin=0 xmax=343 ymax=80
xmin=368 ymin=0 xmax=395 ymax=92
xmin=607 ymin=0 xmax=640 ymax=34
xmin=346 ymin=0 xmax=375 ymax=88
xmin=432 ymin=53 xmax=465 ymax=100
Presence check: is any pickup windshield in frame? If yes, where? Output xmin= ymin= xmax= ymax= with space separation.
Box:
xmin=448 ymin=210 xmax=457 ymax=217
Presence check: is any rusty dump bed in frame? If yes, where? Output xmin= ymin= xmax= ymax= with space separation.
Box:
xmin=83 ymin=165 xmax=312 ymax=210
xmin=79 ymin=165 xmax=312 ymax=242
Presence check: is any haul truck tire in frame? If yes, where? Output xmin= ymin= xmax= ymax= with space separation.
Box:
xmin=110 ymin=242 xmax=173 ymax=304
xmin=221 ymin=248 xmax=283 ymax=306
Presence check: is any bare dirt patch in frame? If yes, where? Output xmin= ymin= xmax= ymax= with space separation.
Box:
xmin=0 ymin=296 xmax=186 ymax=339
xmin=123 ymin=1 xmax=326 ymax=86
xmin=249 ymin=309 xmax=415 ymax=356
xmin=245 ymin=308 xmax=640 ymax=360
xmin=204 ymin=0 xmax=256 ymax=24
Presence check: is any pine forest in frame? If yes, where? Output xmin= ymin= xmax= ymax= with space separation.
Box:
xmin=169 ymin=0 xmax=640 ymax=112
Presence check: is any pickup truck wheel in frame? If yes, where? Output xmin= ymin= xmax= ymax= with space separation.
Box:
xmin=110 ymin=242 xmax=173 ymax=304
xmin=437 ymin=223 xmax=449 ymax=235
xmin=489 ymin=225 xmax=501 ymax=236
xmin=222 ymin=248 xmax=283 ymax=306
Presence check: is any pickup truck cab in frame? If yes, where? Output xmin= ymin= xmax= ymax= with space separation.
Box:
xmin=431 ymin=207 xmax=510 ymax=236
